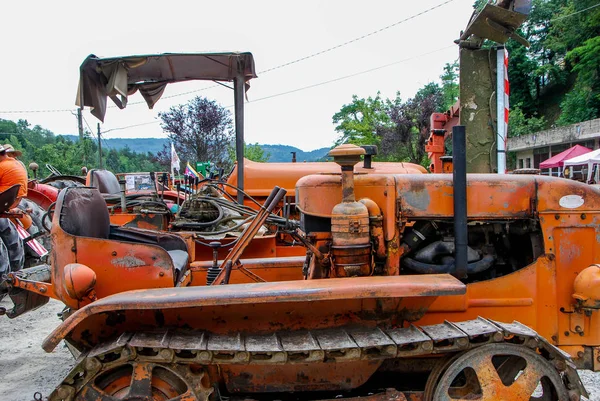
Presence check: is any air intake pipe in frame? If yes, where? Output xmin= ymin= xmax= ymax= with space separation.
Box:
xmin=329 ymin=144 xmax=372 ymax=277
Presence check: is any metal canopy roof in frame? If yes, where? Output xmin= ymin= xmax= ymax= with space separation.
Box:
xmin=76 ymin=52 xmax=257 ymax=122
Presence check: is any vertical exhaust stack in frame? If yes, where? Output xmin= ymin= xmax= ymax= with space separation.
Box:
xmin=329 ymin=144 xmax=372 ymax=277
xmin=453 ymin=126 xmax=468 ymax=279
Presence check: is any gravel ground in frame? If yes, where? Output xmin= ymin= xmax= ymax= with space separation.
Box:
xmin=1 ymin=298 xmax=599 ymax=401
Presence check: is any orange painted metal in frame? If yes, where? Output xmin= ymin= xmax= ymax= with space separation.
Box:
xmin=26 ymin=181 xmax=58 ymax=209
xmin=108 ymin=212 xmax=169 ymax=230
xmin=42 ymin=274 xmax=465 ymax=351
xmin=9 ymin=274 xmax=56 ymax=300
xmin=226 ymin=158 xmax=426 ymax=201
xmin=189 ymin=256 xmax=305 ymax=285
xmin=425 ymin=101 xmax=459 ymax=173
xmin=296 ymin=173 xmax=600 ymax=363
xmin=63 ymin=263 xmax=97 ymax=300
xmin=221 ymin=362 xmax=385 ymax=394
xmin=573 ymin=265 xmax=600 ymax=309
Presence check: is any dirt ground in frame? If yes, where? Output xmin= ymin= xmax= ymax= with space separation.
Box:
xmin=1 ymin=298 xmax=600 ymax=401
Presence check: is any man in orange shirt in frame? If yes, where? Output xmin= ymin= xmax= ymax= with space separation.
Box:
xmin=0 ymin=145 xmax=28 ymax=208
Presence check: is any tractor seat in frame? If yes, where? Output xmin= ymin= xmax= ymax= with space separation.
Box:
xmin=167 ymin=249 xmax=189 ymax=275
xmin=86 ymin=169 xmax=121 ymax=195
xmin=58 ymin=187 xmax=189 ymax=280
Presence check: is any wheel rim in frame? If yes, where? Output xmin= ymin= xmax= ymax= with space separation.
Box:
xmin=75 ymin=361 xmax=205 ymax=401
xmin=431 ymin=343 xmax=569 ymax=401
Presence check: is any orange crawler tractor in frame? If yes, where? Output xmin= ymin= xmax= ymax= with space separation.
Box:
xmin=5 ymin=132 xmax=600 ymax=400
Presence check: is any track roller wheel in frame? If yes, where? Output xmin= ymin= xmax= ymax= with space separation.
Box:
xmin=72 ymin=361 xmax=213 ymax=401
xmin=423 ymin=353 xmax=464 ymax=401
xmin=431 ymin=343 xmax=569 ymax=401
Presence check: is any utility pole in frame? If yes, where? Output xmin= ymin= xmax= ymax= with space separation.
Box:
xmin=77 ymin=108 xmax=84 ymax=141
xmin=97 ymin=123 xmax=103 ymax=169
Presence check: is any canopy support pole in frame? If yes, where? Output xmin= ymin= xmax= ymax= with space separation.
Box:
xmin=234 ymin=61 xmax=245 ymax=204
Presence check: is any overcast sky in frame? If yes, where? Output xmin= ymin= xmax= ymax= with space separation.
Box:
xmin=0 ymin=0 xmax=475 ymax=151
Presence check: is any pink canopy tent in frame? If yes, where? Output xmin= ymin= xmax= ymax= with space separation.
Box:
xmin=539 ymin=144 xmax=592 ymax=169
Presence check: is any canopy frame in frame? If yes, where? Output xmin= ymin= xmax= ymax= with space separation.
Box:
xmin=76 ymin=52 xmax=257 ymax=203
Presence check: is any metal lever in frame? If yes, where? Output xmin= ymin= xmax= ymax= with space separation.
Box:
xmin=211 ymin=186 xmax=287 ymax=285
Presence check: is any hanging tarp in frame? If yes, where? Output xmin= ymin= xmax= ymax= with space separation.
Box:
xmin=539 ymin=144 xmax=592 ymax=169
xmin=76 ymin=52 xmax=257 ymax=122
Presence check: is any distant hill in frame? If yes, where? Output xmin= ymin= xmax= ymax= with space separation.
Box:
xmin=260 ymin=144 xmax=330 ymax=162
xmin=60 ymin=135 xmax=330 ymax=162
xmin=62 ymin=135 xmax=168 ymax=155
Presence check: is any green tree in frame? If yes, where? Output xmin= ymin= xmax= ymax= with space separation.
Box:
xmin=557 ymin=35 xmax=600 ymax=124
xmin=332 ymin=94 xmax=390 ymax=146
xmin=0 ymin=118 xmax=164 ymax=177
xmin=508 ymin=104 xmax=546 ymax=137
xmin=227 ymin=142 xmax=271 ymax=163
xmin=440 ymin=61 xmax=459 ymax=110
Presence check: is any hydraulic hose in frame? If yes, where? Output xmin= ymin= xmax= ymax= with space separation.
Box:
xmin=402 ymin=254 xmax=496 ymax=275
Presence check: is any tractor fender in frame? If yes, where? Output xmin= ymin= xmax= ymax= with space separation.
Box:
xmin=42 ymin=274 xmax=465 ymax=352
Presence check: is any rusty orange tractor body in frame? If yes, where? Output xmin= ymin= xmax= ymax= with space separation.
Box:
xmin=5 ymin=143 xmax=599 ymax=400
xmin=6 ymin=28 xmax=599 ymax=397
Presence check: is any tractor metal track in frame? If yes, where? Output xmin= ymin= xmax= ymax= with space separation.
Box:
xmin=50 ymin=317 xmax=587 ymax=400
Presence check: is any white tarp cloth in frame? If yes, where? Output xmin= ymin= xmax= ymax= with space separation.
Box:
xmin=563 ymin=148 xmax=600 ymax=182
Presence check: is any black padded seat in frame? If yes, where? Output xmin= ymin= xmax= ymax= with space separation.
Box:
xmin=87 ymin=169 xmax=121 ymax=195
xmin=58 ymin=187 xmax=189 ymax=281
xmin=59 ymin=187 xmax=111 ymax=239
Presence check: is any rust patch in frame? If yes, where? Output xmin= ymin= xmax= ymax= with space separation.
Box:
xmin=112 ymin=251 xmax=145 ymax=268
xmin=401 ymin=189 xmax=431 ymax=211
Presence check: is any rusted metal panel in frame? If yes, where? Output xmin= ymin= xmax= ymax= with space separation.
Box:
xmin=220 ymin=361 xmax=382 ymax=393
xmin=396 ymin=174 xmax=535 ymax=218
xmin=42 ymin=274 xmax=465 ymax=352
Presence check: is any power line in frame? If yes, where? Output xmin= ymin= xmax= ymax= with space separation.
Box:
xmin=102 ymin=45 xmax=454 ymax=133
xmin=82 ymin=114 xmax=110 ymax=150
xmin=245 ymin=46 xmax=454 ymax=105
xmin=0 ymin=0 xmax=457 ymax=114
xmin=258 ymin=0 xmax=456 ymax=74
xmin=0 ymin=108 xmax=74 ymax=114
xmin=550 ymin=2 xmax=600 ymax=21
xmin=102 ymin=120 xmax=160 ymax=134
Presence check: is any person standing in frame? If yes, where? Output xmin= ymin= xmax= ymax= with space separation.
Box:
xmin=0 ymin=145 xmax=28 ymax=207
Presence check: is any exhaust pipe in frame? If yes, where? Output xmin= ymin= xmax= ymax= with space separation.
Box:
xmin=453 ymin=125 xmax=468 ymax=279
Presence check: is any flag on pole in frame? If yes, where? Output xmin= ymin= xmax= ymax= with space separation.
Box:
xmin=171 ymin=143 xmax=181 ymax=172
xmin=184 ymin=162 xmax=203 ymax=180
xmin=170 ymin=143 xmax=180 ymax=185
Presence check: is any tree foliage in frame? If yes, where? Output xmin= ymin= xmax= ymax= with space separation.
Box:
xmin=332 ymin=94 xmax=390 ymax=147
xmin=159 ymin=96 xmax=234 ymax=169
xmin=0 ymin=118 xmax=162 ymax=177
xmin=504 ymin=0 xmax=600 ymax=127
xmin=227 ymin=142 xmax=271 ymax=163
xmin=332 ymin=67 xmax=450 ymax=166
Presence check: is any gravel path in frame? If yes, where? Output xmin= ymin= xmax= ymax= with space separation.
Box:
xmin=1 ymin=298 xmax=599 ymax=400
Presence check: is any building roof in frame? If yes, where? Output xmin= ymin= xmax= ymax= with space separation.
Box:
xmin=539 ymin=144 xmax=592 ymax=169
xmin=507 ymin=118 xmax=600 ymax=151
